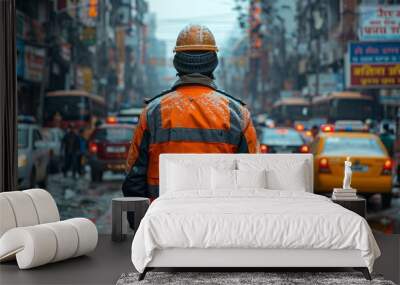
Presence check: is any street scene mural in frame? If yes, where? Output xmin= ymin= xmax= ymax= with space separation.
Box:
xmin=16 ymin=0 xmax=399 ymax=235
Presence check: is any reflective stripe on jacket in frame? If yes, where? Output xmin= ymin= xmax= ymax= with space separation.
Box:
xmin=122 ymin=74 xmax=258 ymax=198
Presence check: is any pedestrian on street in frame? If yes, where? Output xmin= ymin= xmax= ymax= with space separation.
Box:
xmin=122 ymin=25 xmax=258 ymax=227
xmin=61 ymin=124 xmax=80 ymax=179
xmin=311 ymin=125 xmax=319 ymax=140
xmin=380 ymin=123 xmax=395 ymax=157
xmin=78 ymin=128 xmax=88 ymax=176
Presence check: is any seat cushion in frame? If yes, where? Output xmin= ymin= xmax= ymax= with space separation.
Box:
xmin=0 ymin=191 xmax=39 ymax=228
xmin=23 ymin=189 xmax=60 ymax=224
xmin=0 ymin=189 xmax=60 ymax=238
xmin=0 ymin=196 xmax=17 ymax=237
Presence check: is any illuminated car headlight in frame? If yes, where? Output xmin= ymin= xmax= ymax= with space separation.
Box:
xmin=18 ymin=154 xmax=28 ymax=168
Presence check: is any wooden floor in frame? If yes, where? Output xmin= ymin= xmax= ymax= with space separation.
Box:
xmin=1 ymin=233 xmax=398 ymax=285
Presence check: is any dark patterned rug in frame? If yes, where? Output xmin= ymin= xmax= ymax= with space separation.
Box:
xmin=116 ymin=271 xmax=396 ymax=285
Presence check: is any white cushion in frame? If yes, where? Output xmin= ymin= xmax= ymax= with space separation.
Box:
xmin=0 ymin=196 xmax=17 ymax=237
xmin=166 ymin=159 xmax=235 ymax=192
xmin=211 ymin=169 xmax=267 ymax=190
xmin=0 ymin=189 xmax=60 ymax=237
xmin=167 ymin=162 xmax=212 ymax=191
xmin=212 ymin=168 xmax=237 ymax=190
xmin=42 ymin=221 xmax=79 ymax=262
xmin=0 ymin=191 xmax=39 ymax=227
xmin=266 ymin=167 xmax=307 ymax=192
xmin=0 ymin=225 xmax=57 ymax=269
xmin=64 ymin=218 xmax=98 ymax=257
xmin=0 ymin=218 xmax=97 ymax=269
xmin=238 ymin=158 xmax=309 ymax=192
xmin=23 ymin=189 xmax=60 ymax=224
xmin=237 ymin=169 xmax=267 ymax=189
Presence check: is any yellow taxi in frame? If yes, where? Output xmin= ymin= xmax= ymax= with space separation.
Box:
xmin=312 ymin=128 xmax=393 ymax=207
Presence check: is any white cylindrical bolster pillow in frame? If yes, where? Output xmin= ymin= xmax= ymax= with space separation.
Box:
xmin=0 ymin=226 xmax=57 ymax=268
xmin=0 ymin=218 xmax=98 ymax=269
xmin=23 ymin=189 xmax=60 ymax=224
xmin=0 ymin=189 xmax=59 ymax=238
xmin=0 ymin=191 xmax=39 ymax=227
xmin=63 ymin=218 xmax=98 ymax=257
xmin=0 ymin=196 xmax=17 ymax=237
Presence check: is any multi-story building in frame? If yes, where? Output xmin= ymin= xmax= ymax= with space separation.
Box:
xmin=295 ymin=0 xmax=355 ymax=97
xmin=16 ymin=0 xmax=50 ymax=119
xmin=16 ymin=0 xmax=160 ymax=118
xmin=295 ymin=0 xmax=400 ymax=121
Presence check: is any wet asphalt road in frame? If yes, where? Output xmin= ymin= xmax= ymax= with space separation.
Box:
xmin=47 ymin=170 xmax=124 ymax=234
xmin=47 ymin=170 xmax=400 ymax=235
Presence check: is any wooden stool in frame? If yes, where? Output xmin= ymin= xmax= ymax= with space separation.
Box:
xmin=112 ymin=197 xmax=149 ymax=242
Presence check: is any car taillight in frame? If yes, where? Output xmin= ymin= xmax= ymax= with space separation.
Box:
xmin=382 ymin=159 xmax=393 ymax=175
xmin=106 ymin=116 xmax=117 ymax=124
xmin=321 ymin=124 xmax=335 ymax=133
xmin=319 ymin=157 xmax=331 ymax=173
xmin=295 ymin=124 xmax=304 ymax=132
xmin=89 ymin=142 xmax=98 ymax=154
xmin=260 ymin=144 xmax=269 ymax=153
xmin=299 ymin=145 xmax=310 ymax=153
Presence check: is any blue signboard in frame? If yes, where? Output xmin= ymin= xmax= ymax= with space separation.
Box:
xmin=349 ymin=42 xmax=400 ymax=64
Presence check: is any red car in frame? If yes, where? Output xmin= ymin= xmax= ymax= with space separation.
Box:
xmin=88 ymin=124 xmax=135 ymax=182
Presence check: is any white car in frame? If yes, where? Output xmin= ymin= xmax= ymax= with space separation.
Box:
xmin=18 ymin=123 xmax=50 ymax=189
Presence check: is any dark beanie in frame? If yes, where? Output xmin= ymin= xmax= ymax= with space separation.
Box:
xmin=173 ymin=51 xmax=218 ymax=77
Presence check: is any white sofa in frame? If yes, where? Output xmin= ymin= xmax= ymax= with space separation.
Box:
xmin=0 ymin=189 xmax=98 ymax=269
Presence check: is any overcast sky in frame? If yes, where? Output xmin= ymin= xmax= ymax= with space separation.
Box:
xmin=148 ymin=0 xmax=241 ymax=54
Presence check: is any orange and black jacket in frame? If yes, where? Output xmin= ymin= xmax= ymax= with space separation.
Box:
xmin=122 ymin=73 xmax=258 ymax=199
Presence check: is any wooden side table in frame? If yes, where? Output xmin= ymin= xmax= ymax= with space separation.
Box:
xmin=112 ymin=197 xmax=150 ymax=242
xmin=331 ymin=196 xmax=366 ymax=218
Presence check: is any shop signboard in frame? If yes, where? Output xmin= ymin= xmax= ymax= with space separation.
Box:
xmin=24 ymin=45 xmax=46 ymax=82
xmin=346 ymin=41 xmax=400 ymax=88
xmin=358 ymin=5 xmax=400 ymax=41
xmin=16 ymin=11 xmax=45 ymax=43
xmin=307 ymin=73 xmax=343 ymax=95
xmin=76 ymin=66 xmax=93 ymax=93
xmin=81 ymin=26 xmax=97 ymax=46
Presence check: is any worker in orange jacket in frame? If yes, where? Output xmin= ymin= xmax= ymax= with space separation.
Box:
xmin=122 ymin=24 xmax=258 ymax=206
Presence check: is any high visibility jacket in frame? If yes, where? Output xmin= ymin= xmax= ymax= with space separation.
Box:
xmin=122 ymin=74 xmax=258 ymax=198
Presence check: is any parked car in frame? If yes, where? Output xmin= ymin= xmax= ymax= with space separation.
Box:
xmin=88 ymin=124 xmax=136 ymax=182
xmin=18 ymin=123 xmax=50 ymax=189
xmin=42 ymin=127 xmax=65 ymax=173
xmin=259 ymin=127 xmax=310 ymax=154
xmin=312 ymin=131 xmax=393 ymax=207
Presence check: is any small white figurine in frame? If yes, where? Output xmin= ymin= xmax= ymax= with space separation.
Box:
xmin=343 ymin=157 xmax=352 ymax=190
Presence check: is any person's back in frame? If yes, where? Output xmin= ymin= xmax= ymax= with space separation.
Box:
xmin=122 ymin=25 xmax=258 ymax=202
xmin=62 ymin=130 xmax=78 ymax=154
xmin=380 ymin=124 xmax=395 ymax=156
